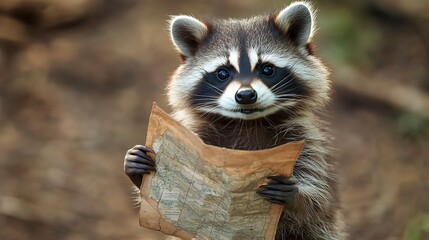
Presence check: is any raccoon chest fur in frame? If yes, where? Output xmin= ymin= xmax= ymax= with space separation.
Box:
xmin=195 ymin=117 xmax=303 ymax=151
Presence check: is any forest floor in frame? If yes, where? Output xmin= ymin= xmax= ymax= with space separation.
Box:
xmin=0 ymin=0 xmax=428 ymax=239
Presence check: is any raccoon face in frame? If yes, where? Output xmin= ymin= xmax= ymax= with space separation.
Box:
xmin=168 ymin=2 xmax=330 ymax=120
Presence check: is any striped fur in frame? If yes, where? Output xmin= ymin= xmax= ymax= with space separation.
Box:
xmin=165 ymin=2 xmax=346 ymax=239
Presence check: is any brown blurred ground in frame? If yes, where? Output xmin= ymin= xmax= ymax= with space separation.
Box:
xmin=0 ymin=0 xmax=428 ymax=240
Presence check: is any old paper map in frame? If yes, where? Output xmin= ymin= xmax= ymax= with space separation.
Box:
xmin=139 ymin=103 xmax=304 ymax=240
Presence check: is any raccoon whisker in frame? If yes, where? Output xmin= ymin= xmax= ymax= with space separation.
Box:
xmin=192 ymin=103 xmax=219 ymax=108
xmin=194 ymin=102 xmax=217 ymax=108
xmin=263 ymin=118 xmax=281 ymax=147
xmin=206 ymin=113 xmax=225 ymax=125
xmin=237 ymin=120 xmax=250 ymax=147
xmin=194 ymin=105 xmax=219 ymax=113
xmin=270 ymin=62 xmax=298 ymax=93
xmin=192 ymin=103 xmax=218 ymax=109
xmin=192 ymin=105 xmax=216 ymax=116
xmin=263 ymin=115 xmax=277 ymax=130
xmin=273 ymin=99 xmax=301 ymax=108
xmin=192 ymin=99 xmax=218 ymax=104
xmin=273 ymin=85 xmax=307 ymax=99
xmin=271 ymin=102 xmax=286 ymax=109
xmin=193 ymin=94 xmax=220 ymax=98
xmin=275 ymin=93 xmax=305 ymax=98
xmin=221 ymin=106 xmax=274 ymax=113
xmin=204 ymin=81 xmax=224 ymax=94
xmin=271 ymin=76 xmax=300 ymax=93
xmin=192 ymin=98 xmax=220 ymax=103
xmin=272 ymin=102 xmax=301 ymax=118
xmin=274 ymin=72 xmax=309 ymax=95
xmin=193 ymin=97 xmax=219 ymax=100
xmin=198 ymin=110 xmax=224 ymax=124
xmin=271 ymin=69 xmax=304 ymax=94
xmin=275 ymin=98 xmax=302 ymax=101
xmin=270 ymin=74 xmax=294 ymax=92
xmin=279 ymin=109 xmax=300 ymax=120
xmin=275 ymin=97 xmax=305 ymax=103
xmin=270 ymin=74 xmax=294 ymax=91
xmin=195 ymin=107 xmax=218 ymax=114
xmin=257 ymin=119 xmax=265 ymax=149
xmin=221 ymin=118 xmax=239 ymax=130
xmin=271 ymin=79 xmax=301 ymax=95
xmin=234 ymin=119 xmax=248 ymax=149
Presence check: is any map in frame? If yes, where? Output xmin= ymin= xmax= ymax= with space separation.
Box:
xmin=139 ymin=103 xmax=304 ymax=240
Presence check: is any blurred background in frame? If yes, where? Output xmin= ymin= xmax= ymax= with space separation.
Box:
xmin=0 ymin=0 xmax=428 ymax=239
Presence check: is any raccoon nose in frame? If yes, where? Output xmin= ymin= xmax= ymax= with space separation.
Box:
xmin=235 ymin=88 xmax=257 ymax=104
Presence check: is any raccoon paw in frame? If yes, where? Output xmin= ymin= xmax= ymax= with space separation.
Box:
xmin=124 ymin=145 xmax=156 ymax=188
xmin=257 ymin=176 xmax=298 ymax=206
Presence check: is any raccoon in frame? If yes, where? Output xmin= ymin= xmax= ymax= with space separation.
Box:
xmin=124 ymin=2 xmax=346 ymax=239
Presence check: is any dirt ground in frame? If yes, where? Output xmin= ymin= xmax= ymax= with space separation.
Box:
xmin=0 ymin=0 xmax=428 ymax=240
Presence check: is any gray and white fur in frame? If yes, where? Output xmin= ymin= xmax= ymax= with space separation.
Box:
xmin=125 ymin=1 xmax=346 ymax=239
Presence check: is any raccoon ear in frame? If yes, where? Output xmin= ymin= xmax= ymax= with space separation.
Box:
xmin=170 ymin=15 xmax=208 ymax=58
xmin=274 ymin=2 xmax=315 ymax=46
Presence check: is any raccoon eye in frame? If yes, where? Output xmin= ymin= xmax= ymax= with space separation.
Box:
xmin=216 ymin=68 xmax=230 ymax=81
xmin=261 ymin=64 xmax=275 ymax=76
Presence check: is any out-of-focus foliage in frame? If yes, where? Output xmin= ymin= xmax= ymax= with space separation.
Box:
xmin=318 ymin=6 xmax=381 ymax=67
xmin=404 ymin=214 xmax=429 ymax=240
xmin=396 ymin=113 xmax=428 ymax=138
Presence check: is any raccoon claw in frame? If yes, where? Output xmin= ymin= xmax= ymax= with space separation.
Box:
xmin=257 ymin=176 xmax=298 ymax=206
xmin=124 ymin=145 xmax=156 ymax=188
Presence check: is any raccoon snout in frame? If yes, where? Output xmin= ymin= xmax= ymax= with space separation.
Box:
xmin=235 ymin=88 xmax=257 ymax=105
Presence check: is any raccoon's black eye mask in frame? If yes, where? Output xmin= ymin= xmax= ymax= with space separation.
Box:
xmin=202 ymin=63 xmax=296 ymax=93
